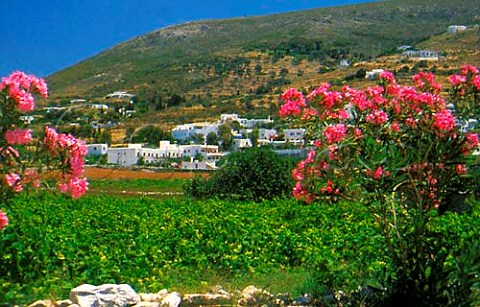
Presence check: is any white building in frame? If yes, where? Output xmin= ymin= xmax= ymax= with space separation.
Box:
xmin=171 ymin=123 xmax=219 ymax=141
xmin=232 ymin=138 xmax=252 ymax=150
xmin=402 ymin=50 xmax=439 ymax=61
xmin=107 ymin=145 xmax=141 ymax=166
xmin=106 ymin=91 xmax=136 ymax=99
xmin=92 ymin=104 xmax=109 ymax=110
xmin=87 ymin=144 xmax=108 ymax=156
xmin=181 ymin=159 xmax=217 ymax=171
xmin=107 ymin=142 xmax=223 ymax=167
xmin=20 ymin=115 xmax=34 ymax=124
xmin=259 ymin=128 xmax=277 ymax=140
xmin=365 ymin=69 xmax=384 ymax=80
xmin=448 ymin=25 xmax=467 ymax=34
xmin=237 ymin=117 xmax=274 ymax=128
xmin=284 ymin=128 xmax=305 ymax=142
xmin=220 ymin=113 xmax=273 ymax=128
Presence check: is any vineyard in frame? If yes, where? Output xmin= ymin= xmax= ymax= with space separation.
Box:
xmin=0 ymin=184 xmax=479 ymax=305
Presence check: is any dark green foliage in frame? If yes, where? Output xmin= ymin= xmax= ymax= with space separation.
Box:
xmin=185 ymin=147 xmax=296 ymax=201
xmin=132 ymin=124 xmax=172 ymax=146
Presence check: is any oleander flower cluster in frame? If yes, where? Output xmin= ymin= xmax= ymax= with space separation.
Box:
xmin=0 ymin=71 xmax=88 ymax=230
xmin=280 ymin=65 xmax=480 ymax=209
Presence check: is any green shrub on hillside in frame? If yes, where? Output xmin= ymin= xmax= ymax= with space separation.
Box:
xmin=184 ymin=147 xmax=297 ymax=201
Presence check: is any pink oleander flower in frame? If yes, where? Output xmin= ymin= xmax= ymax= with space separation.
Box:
xmin=354 ymin=128 xmax=363 ymax=139
xmin=391 ymin=121 xmax=400 ymax=132
xmin=455 ymin=164 xmax=467 ymax=175
xmin=366 ymin=166 xmax=390 ymax=180
xmin=12 ymin=89 xmax=35 ymax=112
xmin=58 ymin=177 xmax=89 ymax=198
xmin=305 ymin=149 xmax=316 ymax=163
xmin=344 ymin=87 xmax=373 ymax=112
xmin=44 ymin=126 xmax=59 ymax=154
xmin=5 ymin=128 xmax=32 ymax=145
xmin=307 ymin=83 xmax=331 ymax=101
xmin=301 ymin=107 xmax=318 ymax=120
xmin=280 ymin=88 xmax=307 ymax=117
xmin=4 ymin=173 xmax=23 ymax=192
xmin=366 ymin=110 xmax=389 ymax=125
xmin=324 ymin=124 xmax=347 ymax=144
xmin=292 ymin=167 xmax=305 ymax=181
xmin=0 ymin=210 xmax=8 ymax=231
xmin=460 ymin=64 xmax=479 ymax=76
xmin=320 ymin=91 xmax=343 ymax=109
xmin=1 ymin=71 xmax=48 ymax=112
xmin=279 ymin=101 xmax=301 ymax=117
xmin=433 ymin=109 xmax=456 ymax=133
xmin=465 ymin=133 xmax=479 ymax=147
xmin=449 ymin=74 xmax=467 ymax=86
xmin=413 ymin=72 xmax=442 ymax=93
xmin=473 ymin=75 xmax=480 ymax=91
xmin=462 ymin=133 xmax=480 ymax=154
xmin=293 ymin=181 xmax=309 ymax=201
xmin=379 ymin=71 xmax=395 ymax=84
xmin=30 ymin=77 xmax=48 ymax=98
xmin=320 ymin=180 xmax=340 ymax=195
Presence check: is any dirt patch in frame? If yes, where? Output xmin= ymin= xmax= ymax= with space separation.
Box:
xmin=84 ymin=167 xmax=208 ymax=180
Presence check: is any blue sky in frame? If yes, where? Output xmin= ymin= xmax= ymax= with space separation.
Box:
xmin=1 ymin=0 xmax=374 ymax=78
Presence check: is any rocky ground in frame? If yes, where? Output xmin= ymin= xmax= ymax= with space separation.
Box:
xmin=25 ymin=283 xmax=319 ymax=307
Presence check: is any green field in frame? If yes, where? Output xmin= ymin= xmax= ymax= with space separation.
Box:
xmin=0 ymin=180 xmax=479 ymax=305
xmin=88 ymin=178 xmax=186 ymax=198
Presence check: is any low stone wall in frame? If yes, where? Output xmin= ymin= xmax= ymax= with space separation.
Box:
xmin=26 ymin=283 xmax=314 ymax=307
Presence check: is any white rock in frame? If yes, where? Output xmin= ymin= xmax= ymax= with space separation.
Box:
xmin=70 ymin=284 xmax=141 ymax=307
xmin=27 ymin=300 xmax=53 ymax=307
xmin=238 ymin=285 xmax=272 ymax=305
xmin=160 ymin=292 xmax=181 ymax=307
xmin=139 ymin=293 xmax=159 ymax=302
xmin=157 ymin=289 xmax=169 ymax=301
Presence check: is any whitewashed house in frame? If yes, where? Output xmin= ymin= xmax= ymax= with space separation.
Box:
xmin=220 ymin=113 xmax=273 ymax=128
xmin=20 ymin=115 xmax=34 ymax=124
xmin=87 ymin=144 xmax=108 ymax=156
xmin=259 ymin=128 xmax=277 ymax=141
xmin=91 ymin=104 xmax=109 ymax=110
xmin=107 ymin=145 xmax=141 ymax=166
xmin=171 ymin=123 xmax=219 ymax=141
xmin=181 ymin=159 xmax=217 ymax=171
xmin=402 ymin=50 xmax=439 ymax=61
xmin=448 ymin=25 xmax=467 ymax=34
xmin=284 ymin=128 xmax=305 ymax=142
xmin=237 ymin=117 xmax=274 ymax=128
xmin=106 ymin=91 xmax=135 ymax=99
xmin=365 ymin=69 xmax=384 ymax=80
xmin=232 ymin=138 xmax=252 ymax=150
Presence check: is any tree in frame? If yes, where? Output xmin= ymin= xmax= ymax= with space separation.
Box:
xmin=206 ymin=131 xmax=219 ymax=146
xmin=218 ymin=123 xmax=233 ymax=151
xmin=132 ymin=125 xmax=171 ymax=146
xmin=185 ymin=147 xmax=296 ymax=201
xmin=189 ymin=133 xmax=205 ymax=144
xmin=249 ymin=127 xmax=260 ymax=147
xmin=98 ymin=130 xmax=112 ymax=145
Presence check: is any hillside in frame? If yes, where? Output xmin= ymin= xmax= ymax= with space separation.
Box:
xmin=46 ymin=0 xmax=479 ymax=128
